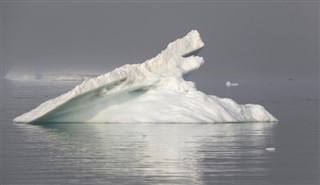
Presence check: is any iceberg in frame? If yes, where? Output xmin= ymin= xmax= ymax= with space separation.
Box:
xmin=13 ymin=30 xmax=277 ymax=123
xmin=265 ymin=147 xmax=276 ymax=152
xmin=226 ymin=81 xmax=239 ymax=87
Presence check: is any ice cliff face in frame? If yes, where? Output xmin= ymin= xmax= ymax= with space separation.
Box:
xmin=14 ymin=30 xmax=277 ymax=123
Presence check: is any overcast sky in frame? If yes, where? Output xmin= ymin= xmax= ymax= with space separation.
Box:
xmin=1 ymin=1 xmax=319 ymax=82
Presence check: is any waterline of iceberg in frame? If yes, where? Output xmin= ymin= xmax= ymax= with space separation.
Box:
xmin=13 ymin=30 xmax=277 ymax=123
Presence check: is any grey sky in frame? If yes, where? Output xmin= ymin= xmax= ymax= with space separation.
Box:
xmin=1 ymin=1 xmax=319 ymax=81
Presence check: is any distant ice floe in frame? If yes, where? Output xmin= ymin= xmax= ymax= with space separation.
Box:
xmin=226 ymin=81 xmax=239 ymax=87
xmin=4 ymin=72 xmax=97 ymax=82
xmin=53 ymin=74 xmax=97 ymax=81
xmin=14 ymin=30 xmax=277 ymax=123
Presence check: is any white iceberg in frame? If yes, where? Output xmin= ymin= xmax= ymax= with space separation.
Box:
xmin=226 ymin=81 xmax=239 ymax=87
xmin=14 ymin=30 xmax=277 ymax=123
xmin=265 ymin=147 xmax=276 ymax=152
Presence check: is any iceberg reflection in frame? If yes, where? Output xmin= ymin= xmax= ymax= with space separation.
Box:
xmin=15 ymin=122 xmax=276 ymax=184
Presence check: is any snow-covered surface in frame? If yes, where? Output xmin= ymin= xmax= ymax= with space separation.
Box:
xmin=14 ymin=30 xmax=277 ymax=123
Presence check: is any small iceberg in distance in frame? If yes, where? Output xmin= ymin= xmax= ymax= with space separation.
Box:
xmin=13 ymin=30 xmax=277 ymax=123
xmin=4 ymin=71 xmax=98 ymax=82
xmin=265 ymin=147 xmax=276 ymax=152
xmin=226 ymin=81 xmax=239 ymax=87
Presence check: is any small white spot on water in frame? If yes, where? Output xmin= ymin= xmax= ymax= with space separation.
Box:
xmin=265 ymin=147 xmax=276 ymax=152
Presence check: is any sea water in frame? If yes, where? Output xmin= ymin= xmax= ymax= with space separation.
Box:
xmin=1 ymin=79 xmax=319 ymax=185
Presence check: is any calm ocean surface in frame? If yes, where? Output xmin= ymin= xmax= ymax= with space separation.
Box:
xmin=1 ymin=79 xmax=319 ymax=185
